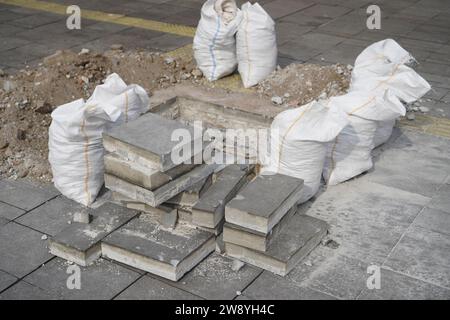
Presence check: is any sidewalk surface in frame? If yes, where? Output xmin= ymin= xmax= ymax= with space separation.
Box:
xmin=1 ymin=0 xmax=449 ymax=300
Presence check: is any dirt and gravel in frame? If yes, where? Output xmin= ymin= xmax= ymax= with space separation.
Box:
xmin=0 ymin=47 xmax=351 ymax=182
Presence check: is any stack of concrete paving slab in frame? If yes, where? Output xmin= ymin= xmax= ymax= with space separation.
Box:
xmin=223 ymin=173 xmax=328 ymax=276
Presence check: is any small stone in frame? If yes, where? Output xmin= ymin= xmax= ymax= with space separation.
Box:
xmin=81 ymin=76 xmax=89 ymax=84
xmin=283 ymin=93 xmax=290 ymax=98
xmin=169 ymin=75 xmax=177 ymax=83
xmin=180 ymin=73 xmax=191 ymax=80
xmin=73 ymin=211 xmax=92 ymax=224
xmin=16 ymin=128 xmax=26 ymax=140
xmin=419 ymin=106 xmax=430 ymax=113
xmin=324 ymin=239 xmax=340 ymax=249
xmin=271 ymin=96 xmax=283 ymax=105
xmin=231 ymin=259 xmax=245 ymax=272
xmin=407 ymin=113 xmax=415 ymax=121
xmin=304 ymin=260 xmax=312 ymax=267
xmin=191 ymin=68 xmax=203 ymax=78
xmin=17 ymin=168 xmax=28 ymax=178
xmin=110 ymin=44 xmax=123 ymax=51
xmin=41 ymin=234 xmax=48 ymax=240
xmin=2 ymin=80 xmax=16 ymax=92
xmin=79 ymin=48 xmax=90 ymax=55
xmin=164 ymin=57 xmax=175 ymax=64
xmin=236 ymin=291 xmax=242 ymax=296
xmin=35 ymin=100 xmax=53 ymax=114
xmin=66 ymin=74 xmax=71 ymax=79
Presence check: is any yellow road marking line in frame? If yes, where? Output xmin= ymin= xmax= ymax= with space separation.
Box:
xmin=2 ymin=0 xmax=450 ymax=138
xmin=0 ymin=0 xmax=196 ymax=37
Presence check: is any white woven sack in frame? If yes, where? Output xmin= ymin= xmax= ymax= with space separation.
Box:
xmin=193 ymin=0 xmax=242 ymax=81
xmin=237 ymin=2 xmax=277 ymax=88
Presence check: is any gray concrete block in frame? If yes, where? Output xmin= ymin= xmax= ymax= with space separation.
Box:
xmin=103 ymin=112 xmax=202 ymax=172
xmin=241 ymin=271 xmax=335 ymax=300
xmin=225 ymin=173 xmax=303 ymax=233
xmin=0 ymin=201 xmax=25 ymax=220
xmin=0 ymin=222 xmax=53 ymax=278
xmin=115 ymin=275 xmax=202 ymax=300
xmin=105 ymin=164 xmax=218 ymax=207
xmin=192 ymin=165 xmax=249 ymax=228
xmin=158 ymin=253 xmax=262 ymax=300
xmin=225 ymin=214 xmax=327 ymax=276
xmin=0 ymin=180 xmax=59 ymax=211
xmin=104 ymin=152 xmax=196 ymax=191
xmin=102 ymin=215 xmax=215 ymax=281
xmin=49 ymin=203 xmax=139 ymax=266
xmin=223 ymin=205 xmax=297 ymax=252
xmin=16 ymin=196 xmax=95 ymax=236
xmin=358 ymin=268 xmax=450 ymax=300
xmin=24 ymin=258 xmax=140 ymax=300
xmin=166 ymin=174 xmax=213 ymax=210
xmin=384 ymin=226 xmax=450 ymax=288
xmin=0 ymin=270 xmax=17 ymax=293
xmin=0 ymin=281 xmax=55 ymax=300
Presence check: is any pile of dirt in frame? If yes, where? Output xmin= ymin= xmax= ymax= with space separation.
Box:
xmin=257 ymin=63 xmax=351 ymax=106
xmin=0 ymin=47 xmax=351 ymax=183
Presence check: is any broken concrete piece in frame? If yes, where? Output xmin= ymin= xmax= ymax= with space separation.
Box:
xmin=105 ymin=164 xmax=218 ymax=207
xmin=223 ymin=205 xmax=297 ymax=252
xmin=159 ymin=207 xmax=178 ymax=229
xmin=165 ymin=174 xmax=213 ymax=209
xmin=104 ymin=153 xmax=196 ymax=191
xmin=225 ymin=173 xmax=303 ymax=233
xmin=49 ymin=203 xmax=139 ymax=266
xmin=73 ymin=211 xmax=92 ymax=224
xmin=224 ymin=215 xmax=327 ymax=276
xmin=102 ymin=215 xmax=215 ymax=281
xmin=231 ymin=259 xmax=245 ymax=272
xmin=192 ymin=165 xmax=250 ymax=228
xmin=103 ymin=112 xmax=203 ymax=172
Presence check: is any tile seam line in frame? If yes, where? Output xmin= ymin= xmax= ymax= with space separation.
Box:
xmin=0 ymin=0 xmax=196 ymax=37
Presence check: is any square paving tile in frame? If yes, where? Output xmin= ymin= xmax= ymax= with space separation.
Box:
xmin=412 ymin=207 xmax=450 ymax=236
xmin=24 ymin=258 xmax=140 ymax=300
xmin=0 ymin=217 xmax=10 ymax=227
xmin=263 ymin=0 xmax=315 ymax=19
xmin=0 ymin=222 xmax=53 ymax=278
xmin=0 ymin=180 xmax=59 ymax=211
xmin=158 ymin=253 xmax=262 ymax=300
xmin=242 ymin=270 xmax=335 ymax=300
xmin=428 ymin=184 xmax=450 ymax=213
xmin=8 ymin=12 xmax=64 ymax=29
xmin=16 ymin=196 xmax=95 ymax=236
xmin=384 ymin=226 xmax=450 ymax=288
xmin=0 ymin=270 xmax=17 ymax=293
xmin=300 ymin=4 xmax=352 ymax=19
xmin=0 ymin=280 xmax=56 ymax=300
xmin=116 ymin=275 xmax=202 ymax=300
xmin=358 ymin=268 xmax=450 ymax=299
xmin=0 ymin=202 xmax=25 ymax=221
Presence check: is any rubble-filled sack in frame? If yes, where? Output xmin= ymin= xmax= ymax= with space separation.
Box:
xmin=236 ymin=2 xmax=277 ymax=88
xmin=323 ymin=90 xmax=405 ymax=186
xmin=261 ymin=100 xmax=349 ymax=203
xmin=49 ymin=74 xmax=149 ymax=206
xmin=193 ymin=0 xmax=242 ymax=81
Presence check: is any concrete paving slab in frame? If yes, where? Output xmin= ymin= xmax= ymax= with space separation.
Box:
xmin=0 ymin=269 xmax=17 ymax=293
xmin=412 ymin=207 xmax=450 ymax=236
xmin=225 ymin=214 xmax=327 ymax=276
xmin=192 ymin=165 xmax=249 ymax=228
xmin=157 ymin=253 xmax=262 ymax=300
xmin=0 ymin=201 xmax=25 ymax=220
xmin=275 ymin=21 xmax=313 ymax=45
xmin=24 ymin=258 xmax=140 ymax=300
xmin=49 ymin=203 xmax=139 ymax=266
xmin=359 ymin=268 xmax=450 ymax=299
xmin=0 ymin=217 xmax=9 ymax=227
xmin=0 ymin=222 xmax=53 ymax=278
xmin=242 ymin=271 xmax=335 ymax=300
xmin=384 ymin=226 xmax=450 ymax=288
xmin=318 ymin=13 xmax=367 ymax=37
xmin=0 ymin=36 xmax=30 ymax=52
xmin=102 ymin=215 xmax=215 ymax=281
xmin=16 ymin=196 xmax=95 ymax=236
xmin=0 ymin=179 xmax=59 ymax=211
xmin=146 ymin=33 xmax=193 ymax=52
xmin=8 ymin=12 xmax=64 ymax=29
xmin=116 ymin=275 xmax=201 ymax=300
xmin=428 ymin=184 xmax=450 ymax=213
xmin=0 ymin=280 xmax=56 ymax=300
xmin=300 ymin=4 xmax=352 ymax=19
xmin=225 ymin=173 xmax=303 ymax=233
xmin=315 ymin=42 xmax=365 ymax=65
xmin=280 ymin=12 xmax=332 ymax=27
xmin=262 ymin=0 xmax=315 ymax=19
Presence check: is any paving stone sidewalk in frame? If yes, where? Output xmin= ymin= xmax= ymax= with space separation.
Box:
xmin=1 ymin=0 xmax=450 ymax=299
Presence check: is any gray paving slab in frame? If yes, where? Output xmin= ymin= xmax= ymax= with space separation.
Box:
xmin=158 ymin=253 xmax=262 ymax=300
xmin=0 ymin=280 xmax=56 ymax=300
xmin=358 ymin=268 xmax=450 ymax=300
xmin=0 ymin=270 xmax=17 ymax=293
xmin=242 ymin=271 xmax=335 ymax=300
xmin=262 ymin=0 xmax=315 ymax=19
xmin=0 ymin=36 xmax=31 ymax=52
xmin=0 ymin=222 xmax=53 ymax=278
xmin=146 ymin=33 xmax=193 ymax=52
xmin=161 ymin=8 xmax=200 ymax=27
xmin=0 ymin=23 xmax=27 ymax=36
xmin=275 ymin=21 xmax=313 ymax=45
xmin=384 ymin=226 xmax=450 ymax=288
xmin=8 ymin=12 xmax=64 ymax=29
xmin=300 ymin=3 xmax=352 ymax=19
xmin=280 ymin=12 xmax=332 ymax=27
xmin=428 ymin=184 xmax=450 ymax=213
xmin=24 ymin=257 xmax=140 ymax=300
xmin=0 ymin=200 xmax=25 ymax=220
xmin=0 ymin=9 xmax=30 ymax=23
xmin=16 ymin=196 xmax=95 ymax=236
xmin=0 ymin=217 xmax=9 ymax=227
xmin=0 ymin=179 xmax=59 ymax=211
xmin=412 ymin=207 xmax=450 ymax=236
xmin=315 ymin=42 xmax=365 ymax=65
xmin=116 ymin=275 xmax=201 ymax=300
xmin=317 ymin=13 xmax=367 ymax=36
xmin=287 ymin=247 xmax=368 ymax=299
